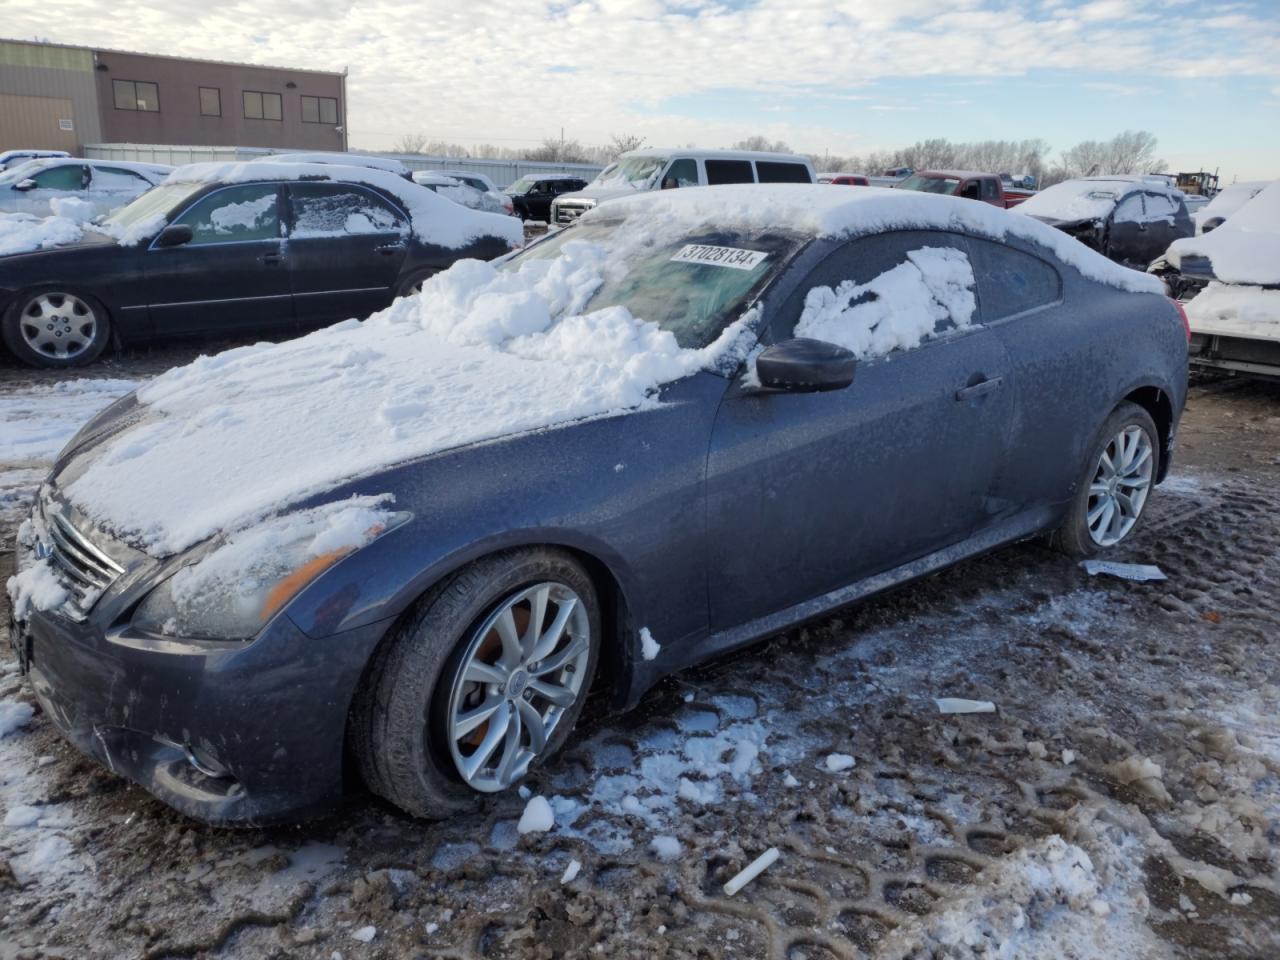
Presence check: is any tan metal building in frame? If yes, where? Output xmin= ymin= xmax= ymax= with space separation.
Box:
xmin=0 ymin=39 xmax=346 ymax=153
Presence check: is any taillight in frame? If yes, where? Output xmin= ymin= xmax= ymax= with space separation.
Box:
xmin=1170 ymin=298 xmax=1191 ymax=342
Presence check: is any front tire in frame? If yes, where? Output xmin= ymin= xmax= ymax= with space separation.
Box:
xmin=1052 ymin=401 xmax=1159 ymax=558
xmin=2 ymin=288 xmax=110 ymax=368
xmin=353 ymin=548 xmax=600 ymax=818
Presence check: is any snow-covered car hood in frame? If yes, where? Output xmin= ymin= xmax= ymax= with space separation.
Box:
xmin=50 ymin=240 xmax=754 ymax=558
xmin=1166 ymin=180 xmax=1280 ymax=286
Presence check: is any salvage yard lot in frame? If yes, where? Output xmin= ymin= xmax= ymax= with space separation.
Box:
xmin=1 ymin=343 xmax=1278 ymax=959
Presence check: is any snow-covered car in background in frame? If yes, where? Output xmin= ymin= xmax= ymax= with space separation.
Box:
xmin=411 ymin=171 xmax=513 ymax=216
xmin=0 ymin=148 xmax=70 ymax=172
xmin=8 ymin=185 xmax=1186 ymax=824
xmin=1159 ymin=181 xmax=1280 ymax=379
xmin=1194 ymin=180 xmax=1270 ymax=234
xmin=0 ymin=161 xmax=522 ymax=368
xmin=1016 ymin=176 xmax=1194 ymax=268
xmin=0 ymin=158 xmax=172 ymax=219
xmin=262 ymin=151 xmax=414 ymax=181
xmin=423 ymin=170 xmax=515 ymax=216
xmin=550 ymin=148 xmax=815 ymax=226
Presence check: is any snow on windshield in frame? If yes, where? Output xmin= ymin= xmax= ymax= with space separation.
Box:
xmin=1168 ymin=180 xmax=1280 ymax=285
xmin=62 ymin=230 xmax=772 ymax=555
xmin=797 ymin=247 xmax=976 ymax=357
xmin=591 ymin=156 xmax=665 ymax=191
xmin=1016 ymin=180 xmax=1128 ymax=223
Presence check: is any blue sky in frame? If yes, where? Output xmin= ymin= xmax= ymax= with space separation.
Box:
xmin=9 ymin=0 xmax=1279 ymax=179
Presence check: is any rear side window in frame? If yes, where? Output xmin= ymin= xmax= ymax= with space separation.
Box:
xmin=30 ymin=165 xmax=85 ymax=190
xmin=705 ymin=159 xmax=755 ymax=185
xmin=980 ymin=178 xmax=1000 ymax=201
xmin=966 ymin=236 xmax=1061 ymax=321
xmin=289 ymin=183 xmax=406 ymax=237
xmin=781 ymin=230 xmax=978 ymax=359
xmin=755 ymin=161 xmax=811 ymax=184
xmin=174 ymin=184 xmax=280 ymax=245
xmin=93 ymin=166 xmax=151 ymax=190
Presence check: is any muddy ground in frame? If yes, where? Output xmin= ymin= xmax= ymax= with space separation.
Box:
xmin=1 ymin=343 xmax=1278 ymax=960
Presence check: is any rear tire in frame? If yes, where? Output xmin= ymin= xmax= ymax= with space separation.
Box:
xmin=1051 ymin=401 xmax=1160 ymax=558
xmin=352 ymin=548 xmax=600 ymax=818
xmin=396 ymin=270 xmax=438 ymax=299
xmin=2 ymin=288 xmax=110 ymax=368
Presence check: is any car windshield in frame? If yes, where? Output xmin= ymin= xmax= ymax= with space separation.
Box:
xmin=99 ymin=181 xmax=203 ymax=232
xmin=896 ymin=174 xmax=961 ymax=195
xmin=506 ymin=176 xmax=536 ymax=194
xmin=593 ymin=156 xmax=667 ymax=188
xmin=503 ymin=219 xmax=806 ymax=350
xmin=1018 ymin=180 xmax=1126 ymax=222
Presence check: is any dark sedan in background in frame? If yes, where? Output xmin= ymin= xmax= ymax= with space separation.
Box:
xmin=1017 ymin=176 xmax=1194 ymax=268
xmin=10 ymin=187 xmax=1187 ymax=824
xmin=0 ymin=162 xmax=521 ymax=368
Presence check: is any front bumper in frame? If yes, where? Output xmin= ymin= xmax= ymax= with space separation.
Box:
xmin=10 ymin=532 xmax=391 ymax=825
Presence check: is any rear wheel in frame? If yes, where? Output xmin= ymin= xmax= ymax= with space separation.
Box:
xmin=353 ymin=548 xmax=600 ymax=818
xmin=2 ymin=289 xmax=110 ymax=368
xmin=1052 ymin=401 xmax=1159 ymax=558
xmin=396 ymin=270 xmax=438 ymax=299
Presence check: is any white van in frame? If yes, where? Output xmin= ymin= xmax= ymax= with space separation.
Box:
xmin=550 ymin=148 xmax=815 ymax=226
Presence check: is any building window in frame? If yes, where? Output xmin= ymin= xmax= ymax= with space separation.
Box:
xmin=199 ymin=87 xmax=221 ymax=117
xmin=112 ymin=79 xmax=160 ymax=112
xmin=243 ymin=90 xmax=282 ymax=121
xmin=301 ymin=95 xmax=339 ymax=124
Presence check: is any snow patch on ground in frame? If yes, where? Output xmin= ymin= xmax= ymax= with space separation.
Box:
xmin=0 ymin=378 xmax=137 ymax=462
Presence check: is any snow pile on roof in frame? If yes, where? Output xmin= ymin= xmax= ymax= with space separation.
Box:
xmin=63 ymin=238 xmax=756 ymax=555
xmin=163 ymin=161 xmax=522 ymax=249
xmin=797 ymin=246 xmax=976 ymax=357
xmin=881 ymin=831 xmax=1163 ymax=959
xmin=0 ymin=212 xmax=83 ymax=257
xmin=590 ymin=184 xmax=1163 ymax=295
xmin=1016 ymin=179 xmax=1137 ymax=223
xmin=1185 ymin=282 xmax=1280 ymax=338
xmin=1167 ymin=180 xmax=1280 ymax=285
xmin=1195 ymin=180 xmax=1270 ymax=230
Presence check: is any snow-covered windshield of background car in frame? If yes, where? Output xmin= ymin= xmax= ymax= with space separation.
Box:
xmin=592 ymin=156 xmax=667 ymax=189
xmin=508 ymin=221 xmax=804 ymax=349
xmin=98 ymin=182 xmax=203 ymax=233
xmin=0 ymin=159 xmax=53 ymax=186
xmin=897 ymin=174 xmax=961 ymax=195
xmin=1017 ymin=181 xmax=1127 ymax=223
xmin=506 ymin=177 xmax=536 ymax=194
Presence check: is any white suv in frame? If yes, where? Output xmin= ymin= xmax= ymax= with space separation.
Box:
xmin=551 ymin=148 xmax=815 ymax=226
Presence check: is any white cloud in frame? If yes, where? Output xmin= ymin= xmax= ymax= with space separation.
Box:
xmin=3 ymin=0 xmax=1277 ymax=157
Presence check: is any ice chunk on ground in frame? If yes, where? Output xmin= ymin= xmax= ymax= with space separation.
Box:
xmin=1107 ymin=755 xmax=1173 ymax=804
xmin=560 ymin=858 xmax=582 ymax=884
xmin=350 ymin=925 xmax=376 ymax=942
xmin=650 ymin=835 xmax=682 ymax=861
xmin=517 ymin=796 xmax=555 ymax=834
xmin=4 ymin=803 xmax=42 ymax=827
xmin=0 ymin=701 xmax=36 ymax=738
xmin=1082 ymin=560 xmax=1167 ymax=582
xmin=640 ymin=627 xmax=661 ymax=661
xmin=825 ymin=753 xmax=856 ymax=773
xmin=935 ymin=697 xmax=996 ymax=714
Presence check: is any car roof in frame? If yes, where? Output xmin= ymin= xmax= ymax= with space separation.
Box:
xmin=513 ymin=173 xmax=584 ymax=180
xmin=412 ymin=171 xmax=463 ymax=186
xmin=915 ymin=170 xmax=995 ymax=179
xmin=619 ymin=147 xmax=811 ymax=164
xmin=264 ymin=152 xmax=411 ymax=177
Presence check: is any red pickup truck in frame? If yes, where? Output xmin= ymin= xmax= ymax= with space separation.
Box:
xmin=895 ymin=170 xmax=1032 ymax=208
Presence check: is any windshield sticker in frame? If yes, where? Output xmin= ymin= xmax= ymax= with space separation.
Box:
xmin=670 ymin=244 xmax=768 ymax=271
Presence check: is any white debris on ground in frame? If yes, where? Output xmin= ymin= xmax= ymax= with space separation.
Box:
xmin=517 ymin=795 xmax=555 ymax=834
xmin=649 ymin=835 xmax=683 ymax=861
xmin=1081 ymin=559 xmax=1168 ymax=582
xmin=796 ymin=246 xmax=975 ymax=357
xmin=824 ymin=752 xmax=857 ymax=772
xmin=0 ymin=699 xmax=35 ymax=738
xmin=935 ymin=697 xmax=997 ymax=714
xmin=0 ymin=378 xmax=137 ymax=463
xmin=882 ymin=831 xmax=1164 ymax=960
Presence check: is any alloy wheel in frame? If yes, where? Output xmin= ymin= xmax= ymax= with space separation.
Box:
xmin=20 ymin=292 xmax=97 ymax=360
xmin=444 ymin=581 xmax=591 ymax=792
xmin=1087 ymin=424 xmax=1154 ymax=546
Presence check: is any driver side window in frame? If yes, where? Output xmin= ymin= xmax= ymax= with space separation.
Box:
xmin=780 ymin=231 xmax=978 ymax=360
xmin=663 ymin=158 xmax=699 ymax=189
xmin=31 ymin=165 xmax=86 ymax=191
xmin=1114 ymin=194 xmax=1145 ymax=222
xmin=174 ymin=184 xmax=280 ymax=246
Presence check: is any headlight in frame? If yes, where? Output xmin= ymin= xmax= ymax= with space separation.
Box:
xmin=131 ymin=496 xmax=408 ymax=640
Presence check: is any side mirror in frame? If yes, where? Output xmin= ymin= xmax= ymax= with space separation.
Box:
xmin=1201 ymin=216 xmax=1224 ymax=234
xmin=14 ymin=178 xmax=37 ymax=192
xmin=755 ymin=338 xmax=856 ymax=393
xmin=154 ymin=224 xmax=193 ymax=248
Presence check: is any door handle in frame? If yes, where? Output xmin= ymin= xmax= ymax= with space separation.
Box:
xmin=259 ymin=252 xmax=283 ymax=265
xmin=955 ymin=376 xmax=1003 ymax=401
xmin=376 ymin=242 xmax=407 ymax=255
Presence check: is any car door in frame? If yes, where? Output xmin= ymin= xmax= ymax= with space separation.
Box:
xmin=526 ymin=181 xmax=555 ymax=220
xmin=144 ymin=182 xmax=293 ymax=336
xmin=10 ymin=163 xmax=88 ymax=216
xmin=704 ymin=230 xmax=1013 ymax=630
xmin=1140 ymin=192 xmax=1186 ymax=261
xmin=1106 ymin=192 xmax=1147 ymax=264
xmin=286 ymin=181 xmax=410 ymax=327
xmin=86 ymin=165 xmax=155 ymax=217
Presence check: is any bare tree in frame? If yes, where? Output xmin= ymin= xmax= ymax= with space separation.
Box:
xmin=609 ymin=133 xmax=647 ymax=155
xmin=391 ymin=132 xmax=430 ymax=155
xmin=1104 ymin=130 xmax=1161 ymax=174
xmin=732 ymin=136 xmax=793 ymax=154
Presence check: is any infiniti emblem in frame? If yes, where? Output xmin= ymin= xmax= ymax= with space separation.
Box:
xmin=33 ymin=540 xmax=53 ymax=561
